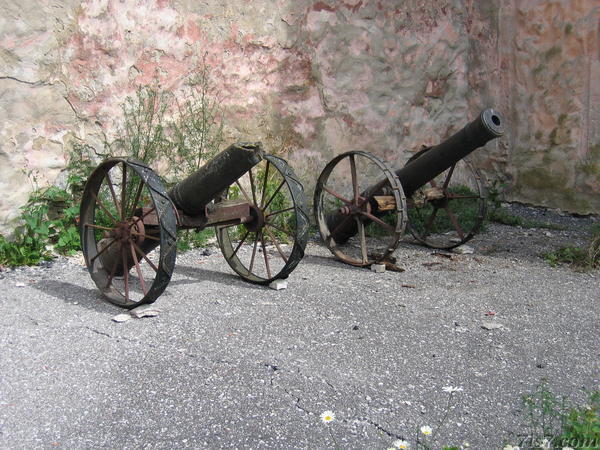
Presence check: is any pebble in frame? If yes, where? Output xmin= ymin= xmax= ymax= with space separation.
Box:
xmin=453 ymin=245 xmax=474 ymax=255
xmin=112 ymin=313 xmax=131 ymax=323
xmin=370 ymin=263 xmax=386 ymax=273
xmin=130 ymin=305 xmax=161 ymax=318
xmin=269 ymin=279 xmax=288 ymax=290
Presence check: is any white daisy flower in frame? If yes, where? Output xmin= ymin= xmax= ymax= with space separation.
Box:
xmin=320 ymin=410 xmax=335 ymax=424
xmin=393 ymin=439 xmax=410 ymax=448
xmin=420 ymin=425 xmax=432 ymax=435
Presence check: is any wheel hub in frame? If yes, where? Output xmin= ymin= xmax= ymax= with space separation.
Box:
xmin=338 ymin=196 xmax=371 ymax=215
xmin=110 ymin=217 xmax=145 ymax=244
xmin=243 ymin=206 xmax=266 ymax=232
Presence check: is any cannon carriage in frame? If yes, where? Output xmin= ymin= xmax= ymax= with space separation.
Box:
xmin=313 ymin=108 xmax=505 ymax=266
xmin=79 ymin=143 xmax=309 ymax=308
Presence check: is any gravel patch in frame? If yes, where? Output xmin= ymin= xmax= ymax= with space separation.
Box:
xmin=0 ymin=205 xmax=598 ymax=448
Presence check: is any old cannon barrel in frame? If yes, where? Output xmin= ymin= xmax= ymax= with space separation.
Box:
xmin=396 ymin=108 xmax=504 ymax=198
xmin=168 ymin=142 xmax=263 ymax=215
xmin=327 ymin=108 xmax=505 ymax=243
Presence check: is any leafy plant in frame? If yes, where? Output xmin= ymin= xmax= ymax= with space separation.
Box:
xmin=1 ymin=60 xmax=227 ymax=267
xmin=168 ymin=59 xmax=224 ymax=179
xmin=543 ymin=246 xmax=588 ymax=267
xmin=504 ymin=379 xmax=600 ymax=449
xmin=177 ymin=228 xmax=215 ymax=252
xmin=115 ymin=85 xmax=171 ymax=165
xmin=408 ymin=184 xmax=483 ymax=235
xmin=587 ymin=224 xmax=600 ymax=268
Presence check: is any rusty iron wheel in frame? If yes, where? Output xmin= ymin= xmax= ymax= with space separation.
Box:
xmin=216 ymin=154 xmax=309 ymax=284
xmin=80 ymin=158 xmax=177 ymax=308
xmin=314 ymin=151 xmax=407 ymax=267
xmin=405 ymin=147 xmax=487 ymax=249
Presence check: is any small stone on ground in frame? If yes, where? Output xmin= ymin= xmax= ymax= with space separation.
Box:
xmin=269 ymin=279 xmax=288 ymax=290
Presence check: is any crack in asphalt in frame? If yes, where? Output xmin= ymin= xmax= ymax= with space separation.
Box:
xmin=354 ymin=416 xmax=403 ymax=440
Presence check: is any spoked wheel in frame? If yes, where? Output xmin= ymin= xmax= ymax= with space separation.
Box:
xmin=80 ymin=158 xmax=177 ymax=308
xmin=216 ymin=154 xmax=309 ymax=284
xmin=314 ymin=151 xmax=407 ymax=267
xmin=405 ymin=148 xmax=486 ymax=249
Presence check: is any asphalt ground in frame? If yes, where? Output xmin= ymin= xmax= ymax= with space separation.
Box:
xmin=1 ymin=207 xmax=599 ymax=449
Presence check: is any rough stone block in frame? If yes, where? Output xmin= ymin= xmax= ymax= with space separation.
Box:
xmin=269 ymin=279 xmax=288 ymax=290
xmin=370 ymin=263 xmax=386 ymax=273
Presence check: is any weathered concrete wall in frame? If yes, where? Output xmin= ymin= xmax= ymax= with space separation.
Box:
xmin=498 ymin=0 xmax=600 ymax=213
xmin=1 ymin=0 xmax=599 ymax=232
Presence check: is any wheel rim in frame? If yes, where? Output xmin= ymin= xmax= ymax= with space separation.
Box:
xmin=80 ymin=158 xmax=177 ymax=307
xmin=314 ymin=151 xmax=407 ymax=266
xmin=406 ymin=152 xmax=486 ymax=249
xmin=216 ymin=154 xmax=309 ymax=284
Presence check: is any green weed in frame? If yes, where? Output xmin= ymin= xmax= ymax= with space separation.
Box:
xmin=543 ymin=246 xmax=588 ymax=268
xmin=543 ymin=225 xmax=600 ymax=269
xmin=2 ymin=60 xmax=226 ymax=267
xmin=177 ymin=228 xmax=215 ymax=252
xmin=409 ymin=185 xmax=483 ymax=235
xmin=504 ymin=379 xmax=599 ymax=449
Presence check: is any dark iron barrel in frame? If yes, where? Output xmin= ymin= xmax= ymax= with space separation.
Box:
xmin=168 ymin=142 xmax=263 ymax=215
xmin=396 ymin=108 xmax=504 ymax=198
xmin=326 ymin=108 xmax=505 ymax=244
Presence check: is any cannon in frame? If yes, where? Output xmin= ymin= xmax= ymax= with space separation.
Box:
xmin=313 ymin=108 xmax=505 ymax=266
xmin=79 ymin=143 xmax=309 ymax=308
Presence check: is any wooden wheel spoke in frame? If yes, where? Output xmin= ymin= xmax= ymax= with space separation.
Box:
xmin=359 ymin=211 xmax=395 ymax=232
xmin=263 ymin=179 xmax=286 ymax=211
xmin=266 ymin=206 xmax=295 ymax=219
xmin=249 ymin=234 xmax=259 ymax=273
xmin=127 ymin=179 xmax=145 ymax=217
xmin=259 ymin=161 xmax=271 ymax=208
xmin=121 ymin=243 xmax=130 ymax=303
xmin=265 ymin=221 xmax=295 ymax=239
xmin=131 ymin=206 xmax=156 ymax=227
xmin=231 ymin=230 xmax=251 ymax=259
xmin=259 ymin=232 xmax=272 ymax=279
xmin=132 ymin=242 xmax=159 ymax=273
xmin=105 ymin=173 xmax=122 ymax=220
xmin=423 ymin=207 xmax=440 ymax=237
xmin=349 ymin=154 xmax=360 ymax=205
xmin=84 ymin=222 xmax=114 ymax=233
xmin=90 ymin=191 xmax=118 ymax=224
xmin=90 ymin=238 xmax=116 ymax=264
xmin=263 ymin=225 xmax=289 ymax=263
xmin=445 ymin=206 xmax=465 ymax=239
xmin=106 ymin=243 xmax=120 ymax=288
xmin=130 ymin=242 xmax=148 ymax=296
xmin=443 ymin=164 xmax=456 ymax=191
xmin=248 ymin=168 xmax=258 ymax=206
xmin=130 ymin=230 xmax=160 ymax=241
xmin=120 ymin=163 xmax=128 ymax=220
xmin=356 ymin=216 xmax=368 ymax=264
xmin=322 ymin=185 xmax=352 ymax=206
xmin=235 ymin=180 xmax=253 ymax=204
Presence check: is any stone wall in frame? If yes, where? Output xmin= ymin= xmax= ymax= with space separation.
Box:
xmin=1 ymin=0 xmax=599 ymax=233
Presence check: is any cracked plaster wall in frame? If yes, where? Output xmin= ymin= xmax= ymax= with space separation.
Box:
xmin=1 ymin=0 xmax=599 ymax=233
